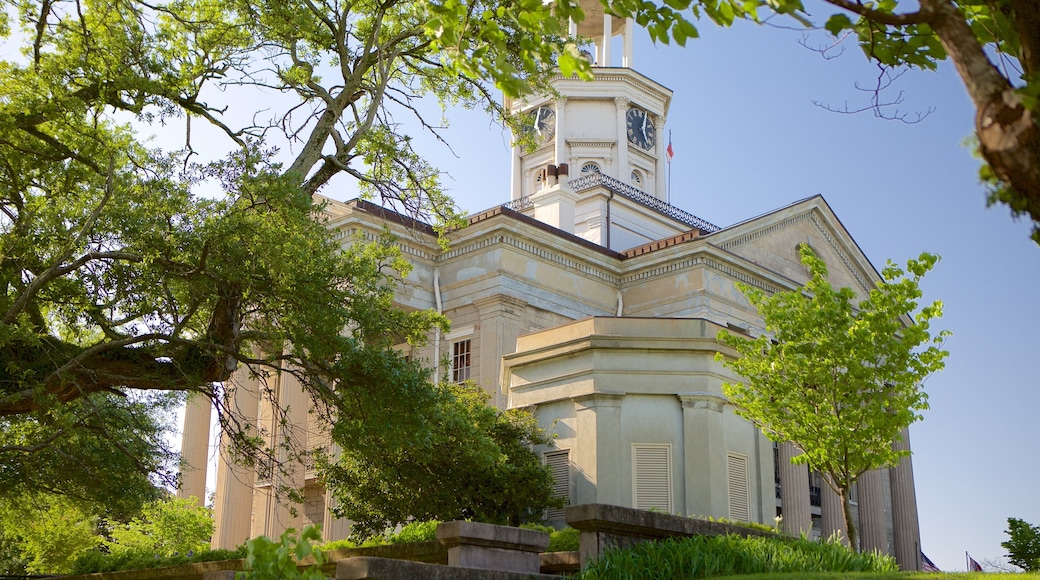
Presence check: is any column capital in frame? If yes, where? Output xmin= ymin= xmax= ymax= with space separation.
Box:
xmin=614 ymin=96 xmax=630 ymax=110
xmin=575 ymin=392 xmax=625 ymax=410
xmin=473 ymin=295 xmax=527 ymax=318
xmin=677 ymin=392 xmax=727 ymax=413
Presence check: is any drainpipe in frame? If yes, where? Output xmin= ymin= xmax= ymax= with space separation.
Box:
xmin=433 ymin=268 xmax=443 ymax=378
xmin=605 ymin=191 xmax=613 ymax=250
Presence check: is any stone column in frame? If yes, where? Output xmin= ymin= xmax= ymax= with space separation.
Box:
xmin=262 ymin=370 xmax=308 ymax=539
xmin=777 ymin=442 xmax=811 ymax=537
xmin=820 ymin=480 xmax=847 ymax=545
xmin=622 ymin=18 xmax=633 ymax=67
xmin=574 ymin=394 xmax=624 ymax=506
xmin=890 ymin=429 xmax=922 ymax=571
xmin=857 ymin=469 xmax=887 ymax=553
xmin=678 ymin=393 xmax=727 ymax=518
xmin=211 ymin=370 xmax=260 ymax=549
xmin=615 ymin=97 xmax=630 ymax=183
xmin=601 ymin=12 xmax=612 ymax=66
xmin=178 ymin=392 xmax=211 ymax=502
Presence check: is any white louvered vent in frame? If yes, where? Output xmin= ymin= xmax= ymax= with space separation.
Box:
xmin=633 ymin=444 xmax=672 ymax=513
xmin=727 ymin=452 xmax=751 ymax=522
xmin=545 ymin=450 xmax=570 ymax=519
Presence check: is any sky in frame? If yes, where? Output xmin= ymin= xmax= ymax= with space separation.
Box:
xmin=177 ymin=4 xmax=1039 ymax=572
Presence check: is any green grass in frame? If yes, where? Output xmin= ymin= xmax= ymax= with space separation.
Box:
xmin=580 ymin=534 xmax=897 ymax=579
xmin=718 ymin=574 xmax=1036 ymax=579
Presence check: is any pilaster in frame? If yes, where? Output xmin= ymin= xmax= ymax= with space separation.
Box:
xmin=574 ymin=393 xmax=624 ymax=506
xmin=554 ymin=97 xmax=567 ymax=166
xmin=474 ymin=295 xmax=528 ymax=408
xmin=614 ymin=97 xmax=630 ymax=182
xmin=677 ymin=392 xmax=727 ymax=518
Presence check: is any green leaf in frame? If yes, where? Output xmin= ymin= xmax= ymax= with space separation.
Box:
xmin=824 ymin=13 xmax=853 ymax=36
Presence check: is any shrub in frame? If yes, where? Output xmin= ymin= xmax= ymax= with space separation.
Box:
xmin=69 ymin=546 xmax=246 ymax=574
xmin=239 ymin=526 xmax=325 ymax=580
xmin=580 ymin=534 xmax=897 ymax=579
xmin=548 ymin=527 xmax=579 ymax=552
xmin=390 ymin=520 xmax=440 ymax=544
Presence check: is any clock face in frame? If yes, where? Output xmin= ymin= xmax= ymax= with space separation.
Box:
xmin=626 ymin=107 xmax=656 ymax=150
xmin=530 ymin=105 xmax=555 ymax=141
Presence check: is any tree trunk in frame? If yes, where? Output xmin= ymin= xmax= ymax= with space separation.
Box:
xmin=923 ymin=0 xmax=1040 ymax=227
xmin=840 ymin=487 xmax=860 ymax=551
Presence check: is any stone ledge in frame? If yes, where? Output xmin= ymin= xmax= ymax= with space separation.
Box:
xmin=436 ymin=521 xmax=549 ymax=553
xmin=336 ymin=557 xmax=560 ymax=580
xmin=538 ymin=551 xmax=579 ymax=574
xmin=567 ymin=503 xmax=773 ymax=539
xmin=437 ymin=521 xmax=549 ymax=573
xmin=566 ymin=503 xmax=775 ymax=567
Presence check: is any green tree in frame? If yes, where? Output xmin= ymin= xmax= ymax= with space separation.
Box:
xmin=1002 ymin=517 xmax=1040 ymax=572
xmin=715 ymin=245 xmax=949 ymax=549
xmin=322 ymin=382 xmax=562 ymax=540
xmin=107 ymin=496 xmax=214 ymax=556
xmin=0 ymin=495 xmax=100 ymax=574
xmin=0 ymin=0 xmax=563 ymax=509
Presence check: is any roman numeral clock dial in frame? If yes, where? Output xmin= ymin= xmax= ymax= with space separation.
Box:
xmin=626 ymin=107 xmax=656 ymax=150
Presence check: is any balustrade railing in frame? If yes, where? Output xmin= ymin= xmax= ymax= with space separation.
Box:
xmin=568 ymin=173 xmax=721 ymax=233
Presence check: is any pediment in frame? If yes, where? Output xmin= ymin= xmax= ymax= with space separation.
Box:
xmin=707 ymin=196 xmax=881 ymax=297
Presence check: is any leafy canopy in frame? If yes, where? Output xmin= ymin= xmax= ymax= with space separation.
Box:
xmin=0 ymin=0 xmax=564 ymax=511
xmin=322 ymin=381 xmax=563 ymax=540
xmin=716 ymin=245 xmax=949 ymax=547
xmin=1002 ymin=517 xmax=1040 ymax=572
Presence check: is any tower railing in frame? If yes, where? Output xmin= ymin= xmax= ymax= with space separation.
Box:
xmin=567 ymin=172 xmax=721 ymax=233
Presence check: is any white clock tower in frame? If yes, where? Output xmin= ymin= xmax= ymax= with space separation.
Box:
xmin=505 ymin=3 xmax=711 ymax=251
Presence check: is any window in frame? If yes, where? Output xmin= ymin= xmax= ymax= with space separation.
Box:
xmin=452 ymin=339 xmax=471 ymax=382
xmin=632 ymin=444 xmax=672 ymax=513
xmin=630 ymin=170 xmax=642 ymax=186
xmin=727 ymin=452 xmax=751 ymax=522
xmin=581 ymin=162 xmax=601 ymax=174
xmin=545 ymin=450 xmax=570 ymax=519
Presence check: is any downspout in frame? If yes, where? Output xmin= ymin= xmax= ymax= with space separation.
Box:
xmin=605 ymin=191 xmax=613 ymax=250
xmin=433 ymin=268 xmax=443 ymax=379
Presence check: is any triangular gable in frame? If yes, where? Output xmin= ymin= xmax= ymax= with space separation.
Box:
xmin=706 ymin=195 xmax=882 ymax=297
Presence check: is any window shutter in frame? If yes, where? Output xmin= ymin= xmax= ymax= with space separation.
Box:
xmin=633 ymin=444 xmax=672 ymax=513
xmin=727 ymin=452 xmax=751 ymax=522
xmin=545 ymin=450 xmax=570 ymax=519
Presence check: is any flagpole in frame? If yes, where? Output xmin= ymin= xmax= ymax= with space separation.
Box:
xmin=667 ymin=129 xmax=672 ymax=204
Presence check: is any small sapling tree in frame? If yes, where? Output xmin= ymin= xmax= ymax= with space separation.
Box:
xmin=716 ymin=245 xmax=949 ymax=549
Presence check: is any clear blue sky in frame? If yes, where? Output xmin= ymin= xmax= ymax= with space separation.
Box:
xmin=335 ymin=9 xmax=1039 ymax=572
xmin=179 ymin=4 xmax=1038 ymax=571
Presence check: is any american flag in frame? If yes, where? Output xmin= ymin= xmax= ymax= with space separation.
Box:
xmin=966 ymin=551 xmax=984 ymax=572
xmin=921 ymin=551 xmax=940 ymax=572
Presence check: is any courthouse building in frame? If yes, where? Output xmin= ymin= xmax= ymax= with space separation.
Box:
xmin=179 ymin=1 xmax=923 ymax=570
